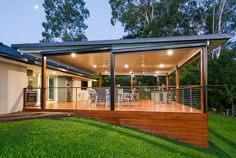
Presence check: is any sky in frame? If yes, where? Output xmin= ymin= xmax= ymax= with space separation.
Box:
xmin=0 ymin=0 xmax=125 ymax=46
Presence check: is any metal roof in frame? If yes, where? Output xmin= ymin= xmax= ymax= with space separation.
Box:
xmin=0 ymin=44 xmax=93 ymax=79
xmin=8 ymin=34 xmax=233 ymax=76
xmin=12 ymin=34 xmax=233 ymax=48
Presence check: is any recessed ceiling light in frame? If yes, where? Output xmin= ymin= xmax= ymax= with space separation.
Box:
xmin=156 ymin=71 xmax=159 ymax=74
xmin=129 ymin=71 xmax=133 ymax=74
xmin=160 ymin=64 xmax=164 ymax=68
xmin=105 ymin=71 xmax=108 ymax=74
xmin=53 ymin=71 xmax=56 ymax=75
xmin=71 ymin=53 xmax=76 ymax=58
xmin=124 ymin=64 xmax=129 ymax=68
xmin=167 ymin=50 xmax=173 ymax=56
xmin=93 ymin=65 xmax=97 ymax=68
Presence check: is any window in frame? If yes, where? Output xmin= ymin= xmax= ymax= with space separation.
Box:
xmin=81 ymin=81 xmax=88 ymax=90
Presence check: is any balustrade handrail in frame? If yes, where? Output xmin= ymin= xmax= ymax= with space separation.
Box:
xmin=25 ymin=84 xmax=226 ymax=90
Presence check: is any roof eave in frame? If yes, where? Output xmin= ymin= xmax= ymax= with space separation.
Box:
xmin=11 ymin=33 xmax=234 ymax=49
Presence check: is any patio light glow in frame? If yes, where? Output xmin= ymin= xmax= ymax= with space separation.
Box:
xmin=71 ymin=53 xmax=76 ymax=58
xmin=167 ymin=50 xmax=173 ymax=56
xmin=105 ymin=71 xmax=108 ymax=74
xmin=34 ymin=5 xmax=39 ymax=10
xmin=124 ymin=64 xmax=129 ymax=68
xmin=156 ymin=71 xmax=159 ymax=74
xmin=52 ymin=71 xmax=56 ymax=75
xmin=93 ymin=65 xmax=97 ymax=68
xmin=129 ymin=71 xmax=133 ymax=74
xmin=160 ymin=64 xmax=164 ymax=68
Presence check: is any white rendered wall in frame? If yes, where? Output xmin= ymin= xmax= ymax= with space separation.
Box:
xmin=72 ymin=79 xmax=91 ymax=101
xmin=84 ymin=81 xmax=92 ymax=100
xmin=54 ymin=77 xmax=58 ymax=102
xmin=37 ymin=74 xmax=41 ymax=105
xmin=0 ymin=61 xmax=27 ymax=114
xmin=72 ymin=79 xmax=82 ymax=101
xmin=88 ymin=81 xmax=92 ymax=88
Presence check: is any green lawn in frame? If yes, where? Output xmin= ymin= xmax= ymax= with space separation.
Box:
xmin=0 ymin=113 xmax=235 ymax=158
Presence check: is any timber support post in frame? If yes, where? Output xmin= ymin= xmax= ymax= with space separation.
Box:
xmin=41 ymin=55 xmax=47 ymax=109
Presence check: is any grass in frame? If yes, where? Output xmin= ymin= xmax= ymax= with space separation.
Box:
xmin=0 ymin=113 xmax=235 ymax=158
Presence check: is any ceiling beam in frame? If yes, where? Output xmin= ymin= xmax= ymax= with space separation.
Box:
xmin=112 ymin=42 xmax=207 ymax=54
xmin=168 ymin=48 xmax=202 ymax=75
xmin=41 ymin=47 xmax=111 ymax=56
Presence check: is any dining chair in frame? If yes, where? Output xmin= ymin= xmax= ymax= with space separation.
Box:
xmin=117 ymin=88 xmax=124 ymax=106
xmin=105 ymin=88 xmax=110 ymax=107
xmin=86 ymin=88 xmax=98 ymax=107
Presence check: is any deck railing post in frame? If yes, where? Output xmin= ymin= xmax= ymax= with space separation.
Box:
xmin=110 ymin=52 xmax=115 ymax=111
xmin=166 ymin=72 xmax=169 ymax=91
xmin=76 ymin=87 xmax=78 ymax=110
xmin=201 ymin=47 xmax=208 ymax=113
xmin=41 ymin=55 xmax=47 ymax=109
xmin=190 ymin=88 xmax=193 ymax=108
xmin=99 ymin=73 xmax=102 ymax=88
xmin=130 ymin=75 xmax=134 ymax=89
xmin=175 ymin=65 xmax=180 ymax=103
xmin=23 ymin=88 xmax=27 ymax=107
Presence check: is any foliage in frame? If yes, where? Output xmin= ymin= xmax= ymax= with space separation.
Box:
xmin=110 ymin=0 xmax=190 ymax=38
xmin=134 ymin=76 xmax=162 ymax=86
xmin=41 ymin=0 xmax=89 ymax=42
xmin=207 ymin=0 xmax=236 ymax=34
xmin=0 ymin=114 xmax=235 ymax=157
xmin=169 ymin=72 xmax=175 ymax=86
xmin=208 ymin=50 xmax=236 ymax=112
xmin=109 ymin=0 xmax=236 ymax=38
xmin=116 ymin=75 xmax=131 ymax=86
xmin=209 ymin=50 xmax=236 ymax=85
xmin=179 ymin=60 xmax=200 ymax=85
xmin=92 ymin=75 xmax=166 ymax=87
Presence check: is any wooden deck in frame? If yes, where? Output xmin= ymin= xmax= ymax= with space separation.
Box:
xmin=25 ymin=100 xmax=201 ymax=113
xmin=23 ymin=108 xmax=208 ymax=148
xmin=24 ymin=100 xmax=207 ymax=148
xmin=73 ymin=111 xmax=208 ymax=148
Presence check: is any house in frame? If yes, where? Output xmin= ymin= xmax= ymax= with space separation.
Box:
xmin=1 ymin=33 xmax=233 ymax=148
xmin=0 ymin=43 xmax=93 ymax=114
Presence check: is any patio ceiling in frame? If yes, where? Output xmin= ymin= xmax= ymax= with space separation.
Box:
xmin=12 ymin=33 xmax=233 ymax=76
xmin=47 ymin=47 xmax=200 ymax=75
xmin=0 ymin=57 xmax=92 ymax=81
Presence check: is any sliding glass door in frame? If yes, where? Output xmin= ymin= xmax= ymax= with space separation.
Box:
xmin=48 ymin=77 xmax=55 ymax=101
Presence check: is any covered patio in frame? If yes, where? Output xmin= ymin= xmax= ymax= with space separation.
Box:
xmin=13 ymin=33 xmax=232 ymax=148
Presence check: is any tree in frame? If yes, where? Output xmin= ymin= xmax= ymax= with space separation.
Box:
xmin=110 ymin=0 xmax=236 ymax=39
xmin=179 ymin=60 xmax=200 ymax=85
xmin=109 ymin=0 xmax=188 ymax=38
xmin=208 ymin=0 xmax=236 ymax=58
xmin=208 ymin=50 xmax=236 ymax=112
xmin=41 ymin=0 xmax=89 ymax=42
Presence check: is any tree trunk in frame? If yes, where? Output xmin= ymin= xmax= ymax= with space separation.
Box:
xmin=232 ymin=100 xmax=236 ymax=116
xmin=212 ymin=3 xmax=215 ymax=34
xmin=151 ymin=0 xmax=154 ymax=20
xmin=216 ymin=0 xmax=227 ymax=59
